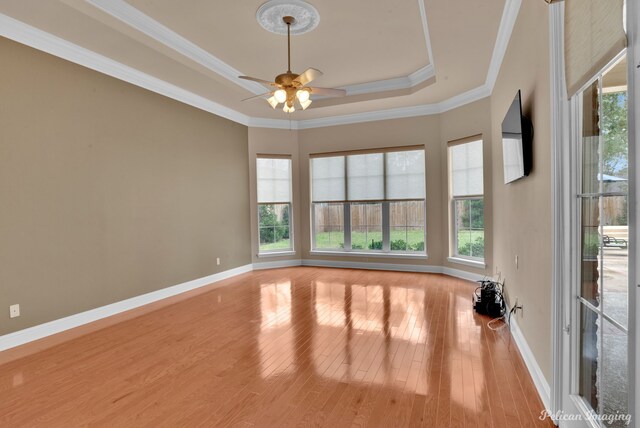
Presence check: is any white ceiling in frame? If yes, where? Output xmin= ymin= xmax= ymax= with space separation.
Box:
xmin=0 ymin=0 xmax=519 ymax=128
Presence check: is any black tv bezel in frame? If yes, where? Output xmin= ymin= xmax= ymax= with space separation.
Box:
xmin=503 ymin=90 xmax=533 ymax=184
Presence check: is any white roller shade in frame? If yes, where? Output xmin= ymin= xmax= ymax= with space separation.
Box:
xmin=257 ymin=158 xmax=292 ymax=203
xmin=450 ymin=140 xmax=484 ymax=197
xmin=385 ymin=150 xmax=425 ymax=200
xmin=347 ymin=153 xmax=384 ymax=201
xmin=311 ymin=156 xmax=345 ymax=202
xmin=565 ymin=0 xmax=627 ymax=97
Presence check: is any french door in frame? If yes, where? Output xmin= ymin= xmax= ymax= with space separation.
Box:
xmin=564 ymin=52 xmax=633 ymax=428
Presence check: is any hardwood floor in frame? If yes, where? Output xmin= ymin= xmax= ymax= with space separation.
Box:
xmin=0 ymin=267 xmax=554 ymax=427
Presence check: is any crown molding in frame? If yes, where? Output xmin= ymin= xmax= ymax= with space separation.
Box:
xmin=418 ymin=0 xmax=436 ymax=71
xmin=485 ymin=0 xmax=522 ymax=91
xmin=295 ymin=103 xmax=441 ymax=129
xmin=85 ymin=0 xmax=436 ymax=98
xmin=87 ymin=0 xmax=266 ymax=95
xmin=437 ymin=83 xmax=492 ymax=113
xmin=247 ymin=116 xmax=298 ymax=130
xmin=0 ymin=13 xmax=251 ymax=126
xmin=340 ymin=64 xmax=435 ymax=96
xmin=0 ymin=0 xmax=521 ymax=130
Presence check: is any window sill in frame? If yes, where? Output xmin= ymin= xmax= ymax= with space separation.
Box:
xmin=257 ymin=250 xmax=296 ymax=258
xmin=447 ymin=256 xmax=486 ymax=269
xmin=310 ymin=250 xmax=428 ymax=260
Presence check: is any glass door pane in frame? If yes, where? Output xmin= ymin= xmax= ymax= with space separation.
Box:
xmin=576 ymin=54 xmax=629 ymax=424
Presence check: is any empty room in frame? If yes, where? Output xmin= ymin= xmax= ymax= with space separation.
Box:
xmin=0 ymin=0 xmax=638 ymax=426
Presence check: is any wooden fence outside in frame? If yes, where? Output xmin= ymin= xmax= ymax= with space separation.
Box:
xmin=314 ymin=202 xmax=425 ymax=232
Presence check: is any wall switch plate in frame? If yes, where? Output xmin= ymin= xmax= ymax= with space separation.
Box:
xmin=216 ymin=257 xmax=221 ymax=266
xmin=9 ymin=304 xmax=20 ymax=318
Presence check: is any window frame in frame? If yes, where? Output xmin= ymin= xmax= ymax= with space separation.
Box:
xmin=448 ymin=138 xmax=485 ymax=264
xmin=310 ymin=147 xmax=427 ymax=257
xmin=256 ymin=156 xmax=294 ymax=255
xmin=451 ymin=195 xmax=485 ymax=262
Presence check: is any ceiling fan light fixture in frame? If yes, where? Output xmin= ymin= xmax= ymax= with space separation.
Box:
xmin=296 ymin=88 xmax=310 ymax=103
xmin=274 ymin=89 xmax=287 ymax=103
xmin=300 ymin=98 xmax=312 ymax=110
xmin=267 ymin=96 xmax=279 ymax=108
xmin=283 ymin=104 xmax=295 ymax=113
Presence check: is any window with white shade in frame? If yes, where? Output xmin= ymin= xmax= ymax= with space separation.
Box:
xmin=347 ymin=153 xmax=384 ymax=201
xmin=310 ymin=147 xmax=426 ymax=255
xmin=449 ymin=139 xmax=484 ymax=261
xmin=257 ymin=156 xmax=293 ymax=253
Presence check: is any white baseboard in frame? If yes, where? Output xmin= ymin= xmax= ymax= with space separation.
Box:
xmin=509 ymin=314 xmax=552 ymax=416
xmin=252 ymin=259 xmax=302 ymax=270
xmin=301 ymin=258 xmax=488 ymax=283
xmin=0 ymin=259 xmax=502 ymax=366
xmin=0 ymin=263 xmax=253 ymax=352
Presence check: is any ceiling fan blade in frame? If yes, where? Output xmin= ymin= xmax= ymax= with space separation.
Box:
xmin=308 ymin=86 xmax=347 ymax=97
xmin=238 ymin=76 xmax=278 ymax=86
xmin=294 ymin=68 xmax=323 ymax=86
xmin=241 ymin=92 xmax=273 ymax=102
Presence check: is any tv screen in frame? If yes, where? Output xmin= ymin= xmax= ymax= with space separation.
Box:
xmin=501 ymin=90 xmax=532 ymax=184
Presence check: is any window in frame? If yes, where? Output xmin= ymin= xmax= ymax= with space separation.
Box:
xmin=310 ymin=147 xmax=426 ymax=255
xmin=449 ymin=139 xmax=484 ymax=261
xmin=257 ymin=156 xmax=293 ymax=253
xmin=313 ymin=203 xmax=344 ymax=249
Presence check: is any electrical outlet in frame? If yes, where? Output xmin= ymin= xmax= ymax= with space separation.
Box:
xmin=216 ymin=257 xmax=221 ymax=266
xmin=9 ymin=304 xmax=20 ymax=318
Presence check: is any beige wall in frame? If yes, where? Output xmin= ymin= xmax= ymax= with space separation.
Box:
xmin=489 ymin=0 xmax=553 ymax=381
xmin=297 ymin=116 xmax=446 ymax=267
xmin=0 ymin=37 xmax=251 ymax=335
xmin=439 ymin=98 xmax=494 ymax=277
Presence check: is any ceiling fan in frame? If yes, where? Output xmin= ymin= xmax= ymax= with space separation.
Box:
xmin=239 ymin=15 xmax=346 ymax=113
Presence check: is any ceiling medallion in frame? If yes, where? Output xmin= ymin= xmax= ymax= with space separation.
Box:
xmin=256 ymin=0 xmax=320 ymax=35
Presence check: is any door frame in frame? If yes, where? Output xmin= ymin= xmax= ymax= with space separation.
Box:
xmin=550 ymin=0 xmax=638 ymax=426
xmin=627 ymin=0 xmax=639 ymax=422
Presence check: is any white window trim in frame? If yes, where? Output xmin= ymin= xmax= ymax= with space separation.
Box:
xmin=257 ymin=250 xmax=297 ymax=258
xmin=447 ymin=256 xmax=486 ymax=269
xmin=311 ymin=250 xmax=428 ymax=260
xmin=257 ymin=201 xmax=294 ymax=255
xmin=451 ymin=196 xmax=485 ymax=262
xmin=448 ymin=138 xmax=485 ymax=263
xmin=256 ymin=155 xmax=294 ymax=255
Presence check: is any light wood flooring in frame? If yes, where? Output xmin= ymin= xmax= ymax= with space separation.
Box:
xmin=0 ymin=267 xmax=555 ymax=427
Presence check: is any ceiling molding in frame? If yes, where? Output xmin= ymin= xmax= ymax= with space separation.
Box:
xmin=295 ymin=103 xmax=441 ymax=129
xmin=0 ymin=0 xmax=521 ymax=130
xmin=86 ymin=0 xmax=266 ymax=95
xmin=0 ymin=13 xmax=251 ymax=126
xmin=340 ymin=64 xmax=435 ymax=96
xmin=85 ymin=0 xmax=436 ymax=98
xmin=418 ymin=0 xmax=436 ymax=71
xmin=485 ymin=0 xmax=522 ymax=91
xmin=247 ymin=116 xmax=297 ymax=129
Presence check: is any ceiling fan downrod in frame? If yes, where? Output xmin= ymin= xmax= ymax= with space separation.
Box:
xmin=283 ymin=16 xmax=294 ymax=73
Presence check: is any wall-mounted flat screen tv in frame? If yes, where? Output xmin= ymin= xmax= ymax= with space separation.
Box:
xmin=502 ymin=90 xmax=533 ymax=184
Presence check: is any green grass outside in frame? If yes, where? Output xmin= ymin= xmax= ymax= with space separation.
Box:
xmin=260 ymin=230 xmax=485 ymax=252
xmin=456 ymin=230 xmax=484 ymax=247
xmin=259 ymin=238 xmax=291 ymax=251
